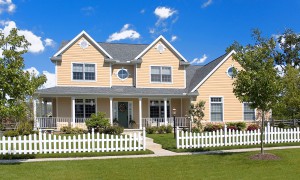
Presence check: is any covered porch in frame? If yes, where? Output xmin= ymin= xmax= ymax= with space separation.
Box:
xmin=34 ymin=96 xmax=192 ymax=130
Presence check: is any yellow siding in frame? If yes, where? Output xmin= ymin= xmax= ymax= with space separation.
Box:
xmin=97 ymin=98 xmax=110 ymax=118
xmin=142 ymin=98 xmax=148 ymax=118
xmin=182 ymin=98 xmax=190 ymax=117
xmin=171 ymin=98 xmax=182 ymax=117
xmin=57 ymin=37 xmax=110 ymax=87
xmin=194 ymin=56 xmax=243 ymax=122
xmin=57 ymin=97 xmax=71 ymax=117
xmin=112 ymin=65 xmax=134 ymax=86
xmin=137 ymin=40 xmax=185 ymax=88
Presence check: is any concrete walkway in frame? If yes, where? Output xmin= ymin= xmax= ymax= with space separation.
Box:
xmin=1 ymin=137 xmax=300 ymax=164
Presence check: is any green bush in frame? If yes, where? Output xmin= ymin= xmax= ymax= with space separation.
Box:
xmin=104 ymin=126 xmax=124 ymax=135
xmin=3 ymin=130 xmax=19 ymax=137
xmin=85 ymin=112 xmax=110 ymax=132
xmin=61 ymin=126 xmax=87 ymax=134
xmin=278 ymin=122 xmax=286 ymax=128
xmin=191 ymin=127 xmax=201 ymax=133
xmin=158 ymin=125 xmax=166 ymax=134
xmin=203 ymin=123 xmax=223 ymax=132
xmin=166 ymin=125 xmax=173 ymax=133
xmin=0 ymin=123 xmax=5 ymax=131
xmin=146 ymin=127 xmax=157 ymax=134
xmin=60 ymin=126 xmax=72 ymax=134
xmin=17 ymin=121 xmax=34 ymax=135
xmin=226 ymin=122 xmax=246 ymax=131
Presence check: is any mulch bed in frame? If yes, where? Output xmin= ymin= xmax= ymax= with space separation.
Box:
xmin=249 ymin=153 xmax=281 ymax=160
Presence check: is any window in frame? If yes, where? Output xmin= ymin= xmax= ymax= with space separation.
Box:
xmin=244 ymin=103 xmax=255 ymax=121
xmin=227 ymin=66 xmax=237 ymax=78
xmin=150 ymin=100 xmax=170 ymax=118
xmin=210 ymin=97 xmax=223 ymax=122
xmin=151 ymin=66 xmax=171 ymax=83
xmin=117 ymin=68 xmax=129 ymax=80
xmin=75 ymin=99 xmax=96 ymax=118
xmin=72 ymin=63 xmax=95 ymax=80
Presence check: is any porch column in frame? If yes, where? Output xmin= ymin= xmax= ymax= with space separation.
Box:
xmin=110 ymin=97 xmax=113 ymax=125
xmin=43 ymin=100 xmax=48 ymax=117
xmin=164 ymin=98 xmax=168 ymax=126
xmin=39 ymin=98 xmax=42 ymax=117
xmin=33 ymin=99 xmax=37 ymax=130
xmin=139 ymin=97 xmax=142 ymax=129
xmin=71 ymin=97 xmax=75 ymax=128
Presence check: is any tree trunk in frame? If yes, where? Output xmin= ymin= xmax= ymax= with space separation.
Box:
xmin=260 ymin=111 xmax=265 ymax=154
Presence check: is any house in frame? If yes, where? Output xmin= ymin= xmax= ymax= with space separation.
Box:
xmin=35 ymin=31 xmax=255 ymax=130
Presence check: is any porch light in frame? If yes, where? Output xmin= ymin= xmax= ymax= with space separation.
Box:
xmin=90 ymin=100 xmax=94 ymax=106
xmin=173 ymin=108 xmax=176 ymax=139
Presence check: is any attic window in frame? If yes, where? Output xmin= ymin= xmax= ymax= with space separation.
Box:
xmin=79 ymin=39 xmax=89 ymax=49
xmin=117 ymin=68 xmax=129 ymax=80
xmin=156 ymin=43 xmax=166 ymax=54
xmin=227 ymin=66 xmax=237 ymax=78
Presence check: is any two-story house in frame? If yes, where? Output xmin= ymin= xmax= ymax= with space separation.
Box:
xmin=35 ymin=31 xmax=255 ymax=130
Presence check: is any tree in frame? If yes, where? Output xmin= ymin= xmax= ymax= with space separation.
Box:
xmin=274 ymin=29 xmax=300 ymax=70
xmin=231 ymin=29 xmax=282 ymax=154
xmin=0 ymin=28 xmax=46 ymax=125
xmin=189 ymin=100 xmax=205 ymax=130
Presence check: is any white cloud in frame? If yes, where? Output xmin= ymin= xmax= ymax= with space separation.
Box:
xmin=201 ymin=0 xmax=213 ymax=8
xmin=44 ymin=38 xmax=55 ymax=47
xmin=191 ymin=54 xmax=208 ymax=64
xmin=154 ymin=6 xmax=176 ymax=19
xmin=275 ymin=64 xmax=284 ymax=77
xmin=24 ymin=67 xmax=56 ymax=89
xmin=140 ymin=9 xmax=145 ymax=14
xmin=107 ymin=24 xmax=140 ymax=42
xmin=81 ymin=6 xmax=95 ymax=16
xmin=0 ymin=20 xmax=54 ymax=53
xmin=0 ymin=0 xmax=16 ymax=14
xmin=171 ymin=35 xmax=177 ymax=42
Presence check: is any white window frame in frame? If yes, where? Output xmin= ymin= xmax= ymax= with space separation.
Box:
xmin=71 ymin=62 xmax=97 ymax=81
xmin=117 ymin=68 xmax=129 ymax=81
xmin=74 ymin=98 xmax=97 ymax=118
xmin=148 ymin=99 xmax=171 ymax=118
xmin=243 ymin=102 xmax=256 ymax=121
xmin=150 ymin=66 xmax=173 ymax=84
xmin=209 ymin=96 xmax=224 ymax=122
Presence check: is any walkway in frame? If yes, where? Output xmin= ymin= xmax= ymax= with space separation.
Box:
xmin=1 ymin=137 xmax=300 ymax=164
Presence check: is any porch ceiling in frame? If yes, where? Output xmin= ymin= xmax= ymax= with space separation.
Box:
xmin=36 ymin=86 xmax=198 ymax=98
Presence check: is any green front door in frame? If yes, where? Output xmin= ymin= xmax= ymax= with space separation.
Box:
xmin=118 ymin=102 xmax=128 ymax=128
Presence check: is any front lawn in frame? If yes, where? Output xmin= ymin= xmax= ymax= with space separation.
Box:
xmin=1 ymin=149 xmax=300 ymax=179
xmin=147 ymin=133 xmax=300 ymax=152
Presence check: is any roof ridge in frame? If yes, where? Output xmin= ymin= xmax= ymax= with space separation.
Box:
xmin=98 ymin=42 xmax=149 ymax=45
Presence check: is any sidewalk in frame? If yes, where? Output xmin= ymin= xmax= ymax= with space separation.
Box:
xmin=1 ymin=137 xmax=300 ymax=164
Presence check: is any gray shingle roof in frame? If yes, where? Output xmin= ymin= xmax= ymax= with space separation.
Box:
xmin=36 ymin=86 xmax=193 ymax=97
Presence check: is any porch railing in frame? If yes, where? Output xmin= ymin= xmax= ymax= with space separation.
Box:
xmin=36 ymin=117 xmax=89 ymax=129
xmin=142 ymin=117 xmax=191 ymax=128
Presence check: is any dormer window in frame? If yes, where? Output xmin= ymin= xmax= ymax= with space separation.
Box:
xmin=117 ymin=68 xmax=129 ymax=80
xmin=72 ymin=63 xmax=95 ymax=81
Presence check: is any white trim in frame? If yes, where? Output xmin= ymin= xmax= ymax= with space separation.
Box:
xmin=191 ymin=50 xmax=236 ymax=92
xmin=135 ymin=64 xmax=137 ymax=87
xmin=133 ymin=86 xmax=185 ymax=89
xmin=226 ymin=66 xmax=235 ymax=78
xmin=148 ymin=98 xmax=171 ymax=118
xmin=209 ymin=96 xmax=224 ymax=122
xmin=184 ymin=65 xmax=186 ymax=89
xmin=71 ymin=97 xmax=75 ymax=127
xmin=71 ymin=62 xmax=97 ymax=82
xmin=164 ymin=98 xmax=168 ymax=126
xmin=134 ymin=35 xmax=188 ymax=62
xmin=139 ymin=98 xmax=142 ymax=129
xmin=149 ymin=65 xmax=173 ymax=84
xmin=55 ymin=61 xmax=57 ymax=86
xmin=54 ymin=30 xmax=112 ymax=59
xmin=110 ymin=97 xmax=113 ymax=125
xmin=55 ymin=85 xmax=111 ymax=87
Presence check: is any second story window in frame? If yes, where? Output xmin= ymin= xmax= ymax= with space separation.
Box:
xmin=72 ymin=63 xmax=95 ymax=81
xmin=151 ymin=66 xmax=172 ymax=83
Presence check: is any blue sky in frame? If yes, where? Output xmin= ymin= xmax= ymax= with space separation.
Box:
xmin=1 ymin=0 xmax=300 ymax=87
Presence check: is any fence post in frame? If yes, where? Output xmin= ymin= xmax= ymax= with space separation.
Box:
xmin=176 ymin=126 xmax=179 ymax=149
xmin=143 ymin=127 xmax=146 ymax=151
xmin=224 ymin=124 xmax=227 ymax=146
xmin=92 ymin=128 xmax=95 ymax=152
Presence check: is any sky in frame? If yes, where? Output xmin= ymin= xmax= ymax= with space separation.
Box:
xmin=1 ymin=0 xmax=300 ymax=88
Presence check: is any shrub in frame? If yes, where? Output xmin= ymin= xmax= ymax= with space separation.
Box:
xmin=204 ymin=123 xmax=223 ymax=132
xmin=226 ymin=122 xmax=246 ymax=131
xmin=166 ymin=125 xmax=173 ymax=133
xmin=17 ymin=121 xmax=34 ymax=135
xmin=247 ymin=124 xmax=259 ymax=131
xmin=278 ymin=122 xmax=285 ymax=128
xmin=3 ymin=130 xmax=19 ymax=137
xmin=85 ymin=112 xmax=110 ymax=132
xmin=0 ymin=123 xmax=5 ymax=131
xmin=60 ymin=126 xmax=72 ymax=134
xmin=191 ymin=127 xmax=200 ymax=133
xmin=104 ymin=126 xmax=124 ymax=135
xmin=71 ymin=127 xmax=85 ymax=134
xmin=146 ymin=127 xmax=157 ymax=134
xmin=158 ymin=125 xmax=166 ymax=134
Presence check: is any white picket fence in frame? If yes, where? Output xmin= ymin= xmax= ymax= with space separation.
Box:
xmin=176 ymin=123 xmax=300 ymax=149
xmin=0 ymin=128 xmax=146 ymax=155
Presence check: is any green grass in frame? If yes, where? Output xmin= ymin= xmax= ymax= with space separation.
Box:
xmin=147 ymin=133 xmax=300 ymax=152
xmin=1 ymin=149 xmax=300 ymax=179
xmin=0 ymin=149 xmax=153 ymax=160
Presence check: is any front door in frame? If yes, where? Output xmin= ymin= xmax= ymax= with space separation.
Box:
xmin=118 ymin=102 xmax=128 ymax=128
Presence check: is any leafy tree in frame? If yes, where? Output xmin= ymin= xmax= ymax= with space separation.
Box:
xmin=231 ymin=29 xmax=282 ymax=154
xmin=0 ymin=28 xmax=46 ymax=126
xmin=274 ymin=29 xmax=300 ymax=70
xmin=189 ymin=100 xmax=205 ymax=130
